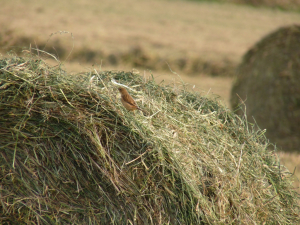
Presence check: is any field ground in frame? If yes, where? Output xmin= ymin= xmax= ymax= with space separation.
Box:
xmin=1 ymin=0 xmax=300 ymax=75
xmin=1 ymin=0 xmax=300 ymax=192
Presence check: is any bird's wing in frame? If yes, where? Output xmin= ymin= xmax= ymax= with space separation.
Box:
xmin=125 ymin=96 xmax=138 ymax=107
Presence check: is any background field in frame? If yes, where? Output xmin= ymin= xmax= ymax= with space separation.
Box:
xmin=1 ymin=0 xmax=299 ymax=191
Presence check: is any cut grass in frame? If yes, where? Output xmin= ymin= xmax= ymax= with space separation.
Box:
xmin=0 ymin=55 xmax=299 ymax=224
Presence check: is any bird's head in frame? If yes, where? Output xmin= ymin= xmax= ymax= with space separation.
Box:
xmin=118 ymin=87 xmax=126 ymax=94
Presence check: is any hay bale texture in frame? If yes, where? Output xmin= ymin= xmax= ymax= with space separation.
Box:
xmin=0 ymin=55 xmax=299 ymax=224
xmin=231 ymin=25 xmax=300 ymax=151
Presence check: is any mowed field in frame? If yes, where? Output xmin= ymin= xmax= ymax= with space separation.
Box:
xmin=1 ymin=0 xmax=300 ymax=191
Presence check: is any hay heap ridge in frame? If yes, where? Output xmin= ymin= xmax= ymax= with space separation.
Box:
xmin=0 ymin=56 xmax=299 ymax=224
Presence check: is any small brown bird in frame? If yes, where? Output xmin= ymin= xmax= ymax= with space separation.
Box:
xmin=118 ymin=87 xmax=142 ymax=112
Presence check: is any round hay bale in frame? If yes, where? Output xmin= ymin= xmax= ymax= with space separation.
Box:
xmin=230 ymin=25 xmax=300 ymax=151
xmin=1 ymin=56 xmax=299 ymax=224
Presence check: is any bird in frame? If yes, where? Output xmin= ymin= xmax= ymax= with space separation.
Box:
xmin=118 ymin=87 xmax=142 ymax=112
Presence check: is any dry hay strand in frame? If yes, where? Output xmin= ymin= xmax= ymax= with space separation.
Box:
xmin=230 ymin=25 xmax=300 ymax=152
xmin=0 ymin=55 xmax=300 ymax=224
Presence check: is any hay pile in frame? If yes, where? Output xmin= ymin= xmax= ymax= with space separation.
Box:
xmin=231 ymin=25 xmax=300 ymax=151
xmin=1 ymin=55 xmax=299 ymax=224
